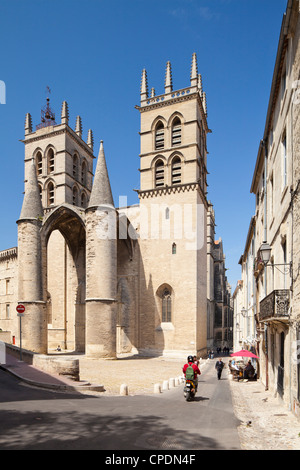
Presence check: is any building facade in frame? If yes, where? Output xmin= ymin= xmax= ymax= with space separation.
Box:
xmin=234 ymin=0 xmax=300 ymax=417
xmin=0 ymin=54 xmax=215 ymax=359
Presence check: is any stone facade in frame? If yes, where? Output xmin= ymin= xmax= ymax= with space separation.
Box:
xmin=0 ymin=54 xmax=228 ymax=360
xmin=234 ymin=0 xmax=300 ymax=417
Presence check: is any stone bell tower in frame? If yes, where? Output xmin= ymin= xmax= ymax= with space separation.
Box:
xmin=18 ymin=95 xmax=96 ymax=353
xmin=23 ymin=96 xmax=94 ymax=211
xmin=136 ymin=53 xmax=210 ymax=357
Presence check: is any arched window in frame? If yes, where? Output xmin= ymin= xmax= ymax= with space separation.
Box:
xmin=73 ymin=154 xmax=78 ymax=179
xmin=36 ymin=151 xmax=42 ymax=176
xmin=73 ymin=186 xmax=78 ymax=206
xmin=81 ymin=192 xmax=87 ymax=208
xmin=47 ymin=182 xmax=55 ymax=206
xmin=38 ymin=184 xmax=43 ymax=201
xmin=81 ymin=160 xmax=87 ymax=186
xmin=155 ymin=121 xmax=164 ymax=150
xmin=47 ymin=148 xmax=55 ymax=174
xmin=155 ymin=160 xmax=164 ymax=187
xmin=162 ymin=288 xmax=172 ymax=322
xmin=171 ymin=156 xmax=181 ymax=185
xmin=172 ymin=117 xmax=181 ymax=146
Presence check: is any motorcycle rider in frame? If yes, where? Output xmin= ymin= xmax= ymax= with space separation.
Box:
xmin=183 ymin=355 xmax=201 ymax=391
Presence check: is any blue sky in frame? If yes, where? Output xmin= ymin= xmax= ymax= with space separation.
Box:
xmin=0 ymin=0 xmax=287 ymax=288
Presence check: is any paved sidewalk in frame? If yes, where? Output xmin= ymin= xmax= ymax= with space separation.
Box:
xmin=228 ymin=368 xmax=300 ymax=450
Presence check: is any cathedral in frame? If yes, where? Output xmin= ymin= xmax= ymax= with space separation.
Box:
xmin=0 ymin=53 xmax=214 ymax=359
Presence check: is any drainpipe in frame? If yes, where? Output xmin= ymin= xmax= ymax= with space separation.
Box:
xmin=263 ymin=139 xmax=268 ymax=294
xmin=263 ymin=140 xmax=269 ymax=391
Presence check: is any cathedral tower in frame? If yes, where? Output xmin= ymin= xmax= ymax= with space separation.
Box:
xmin=23 ymin=97 xmax=94 ymax=211
xmin=19 ymin=96 xmax=95 ymax=353
xmin=136 ymin=54 xmax=210 ymax=357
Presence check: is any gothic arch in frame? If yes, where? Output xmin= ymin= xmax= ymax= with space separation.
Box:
xmin=72 ymin=152 xmax=79 ymax=179
xmin=167 ymin=150 xmax=185 ymax=166
xmin=45 ymin=178 xmax=56 ymax=207
xmin=41 ymin=203 xmax=85 ymax=251
xmin=44 ymin=144 xmax=57 ymax=175
xmin=81 ymin=158 xmax=87 ymax=186
xmin=41 ymin=204 xmax=86 ymax=352
xmin=32 ymin=147 xmax=43 ymax=176
xmin=72 ymin=183 xmax=80 ymax=206
xmin=156 ymin=283 xmax=174 ymax=323
xmin=167 ymin=111 xmax=185 ymax=128
xmin=151 ymin=115 xmax=167 ymax=132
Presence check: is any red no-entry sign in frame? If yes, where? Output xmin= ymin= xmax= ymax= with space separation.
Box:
xmin=16 ymin=304 xmax=25 ymax=314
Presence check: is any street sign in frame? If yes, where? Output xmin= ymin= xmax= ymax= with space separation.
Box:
xmin=16 ymin=305 xmax=25 ymax=362
xmin=16 ymin=304 xmax=25 ymax=314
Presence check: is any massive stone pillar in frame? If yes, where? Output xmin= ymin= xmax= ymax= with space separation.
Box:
xmin=85 ymin=141 xmax=117 ymax=358
xmin=17 ymin=159 xmax=47 ymax=353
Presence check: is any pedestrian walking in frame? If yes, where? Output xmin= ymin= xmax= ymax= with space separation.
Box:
xmin=215 ymin=358 xmax=224 ymax=380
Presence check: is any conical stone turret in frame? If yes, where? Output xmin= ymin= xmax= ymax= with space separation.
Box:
xmin=19 ymin=159 xmax=43 ymax=220
xmin=85 ymin=140 xmax=117 ymax=358
xmin=17 ymin=159 xmax=46 ymax=353
xmin=88 ymin=140 xmax=114 ymax=209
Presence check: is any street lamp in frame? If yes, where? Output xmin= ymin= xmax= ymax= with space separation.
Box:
xmin=259 ymin=241 xmax=272 ymax=266
xmin=258 ymin=241 xmax=292 ymax=274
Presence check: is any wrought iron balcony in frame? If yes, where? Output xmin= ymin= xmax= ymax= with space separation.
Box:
xmin=259 ymin=289 xmax=290 ymax=322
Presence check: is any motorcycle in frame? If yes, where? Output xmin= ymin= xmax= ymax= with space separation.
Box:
xmin=183 ymin=378 xmax=196 ymax=401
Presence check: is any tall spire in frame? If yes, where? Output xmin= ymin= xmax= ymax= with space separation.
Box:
xmin=198 ymin=74 xmax=203 ymax=95
xmin=75 ymin=115 xmax=82 ymax=138
xmin=140 ymin=69 xmax=148 ymax=101
xmin=164 ymin=61 xmax=173 ymax=94
xmin=87 ymin=129 xmax=94 ymax=151
xmin=24 ymin=113 xmax=32 ymax=135
xmin=190 ymin=53 xmax=198 ymax=87
xmin=202 ymin=91 xmax=207 ymax=116
xmin=61 ymin=100 xmax=69 ymax=125
xmin=19 ymin=159 xmax=43 ymax=220
xmin=87 ymin=140 xmax=114 ymax=209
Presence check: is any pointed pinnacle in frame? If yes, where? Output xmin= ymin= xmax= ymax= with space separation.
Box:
xmin=61 ymin=101 xmax=69 ymax=125
xmin=75 ymin=115 xmax=82 ymax=138
xmin=140 ymin=69 xmax=148 ymax=100
xmin=165 ymin=61 xmax=173 ymax=93
xmin=25 ymin=113 xmax=32 ymax=135
xmin=191 ymin=53 xmax=198 ymax=86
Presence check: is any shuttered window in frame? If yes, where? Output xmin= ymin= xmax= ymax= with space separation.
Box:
xmin=155 ymin=160 xmax=164 ymax=187
xmin=171 ymin=156 xmax=181 ymax=184
xmin=172 ymin=118 xmax=181 ymax=146
xmin=155 ymin=122 xmax=164 ymax=150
